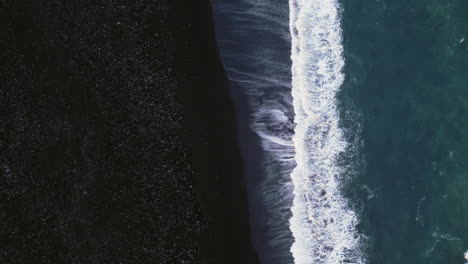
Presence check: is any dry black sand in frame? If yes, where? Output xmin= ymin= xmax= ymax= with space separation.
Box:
xmin=0 ymin=0 xmax=259 ymax=263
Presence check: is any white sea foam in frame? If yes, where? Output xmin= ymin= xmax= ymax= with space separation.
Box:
xmin=424 ymin=229 xmax=461 ymax=257
xmin=213 ymin=0 xmax=365 ymax=262
xmin=288 ymin=0 xmax=365 ymax=263
xmin=415 ymin=196 xmax=426 ymax=227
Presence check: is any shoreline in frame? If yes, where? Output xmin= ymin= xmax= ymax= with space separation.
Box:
xmin=170 ymin=0 xmax=260 ymax=263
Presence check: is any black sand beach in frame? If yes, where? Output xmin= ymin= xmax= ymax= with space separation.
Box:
xmin=0 ymin=0 xmax=258 ymax=263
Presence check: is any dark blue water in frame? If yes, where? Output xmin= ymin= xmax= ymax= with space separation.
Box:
xmin=340 ymin=0 xmax=468 ymax=263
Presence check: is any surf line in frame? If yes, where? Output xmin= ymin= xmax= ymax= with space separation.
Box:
xmin=288 ymin=0 xmax=365 ymax=263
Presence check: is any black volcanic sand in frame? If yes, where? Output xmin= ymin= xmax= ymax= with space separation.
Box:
xmin=0 ymin=0 xmax=258 ymax=263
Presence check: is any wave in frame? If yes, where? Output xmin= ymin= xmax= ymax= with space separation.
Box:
xmin=288 ymin=0 xmax=365 ymax=263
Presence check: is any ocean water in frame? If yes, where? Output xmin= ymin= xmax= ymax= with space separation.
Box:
xmin=340 ymin=0 xmax=468 ymax=263
xmin=213 ymin=0 xmax=468 ymax=263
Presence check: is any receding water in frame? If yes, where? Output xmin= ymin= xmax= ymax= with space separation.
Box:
xmin=212 ymin=1 xmax=295 ymax=263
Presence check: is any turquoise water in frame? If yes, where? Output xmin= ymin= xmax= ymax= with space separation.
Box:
xmin=340 ymin=0 xmax=468 ymax=263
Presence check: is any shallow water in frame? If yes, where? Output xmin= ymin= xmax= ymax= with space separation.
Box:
xmin=211 ymin=1 xmax=295 ymax=263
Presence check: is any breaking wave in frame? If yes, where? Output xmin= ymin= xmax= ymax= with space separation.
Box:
xmin=212 ymin=0 xmax=365 ymax=263
xmin=288 ymin=0 xmax=365 ymax=263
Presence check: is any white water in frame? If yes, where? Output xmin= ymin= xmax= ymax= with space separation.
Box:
xmin=212 ymin=0 xmax=365 ymax=262
xmin=288 ymin=0 xmax=365 ymax=263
